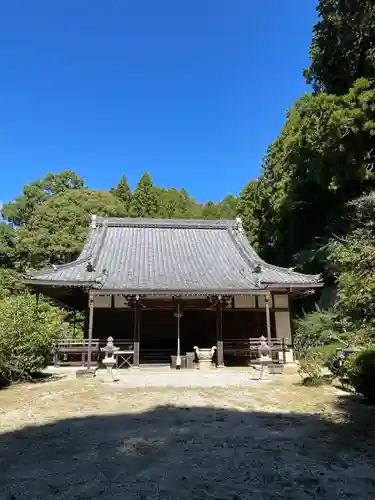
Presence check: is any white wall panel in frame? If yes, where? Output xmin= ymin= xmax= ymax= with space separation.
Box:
xmin=234 ymin=295 xmax=256 ymax=308
xmin=273 ymin=294 xmax=289 ymax=308
xmin=93 ymin=295 xmax=112 ymax=308
xmin=275 ymin=311 xmax=291 ymax=342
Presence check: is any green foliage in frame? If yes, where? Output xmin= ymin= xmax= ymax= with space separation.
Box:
xmin=2 ymin=171 xmax=85 ymax=227
xmin=304 ymin=0 xmax=375 ymax=94
xmin=294 ymin=309 xmax=339 ymax=357
xmin=110 ymin=174 xmax=132 ymax=212
xmin=311 ymin=342 xmax=345 ymax=364
xmin=237 ymin=180 xmax=263 ymax=249
xmin=201 ymin=196 xmax=237 ymax=220
xmin=297 ymin=352 xmax=324 ymax=385
xmin=0 ymin=222 xmax=16 ymax=268
xmin=59 ymin=310 xmax=84 ymax=339
xmin=154 ymin=187 xmax=203 ymax=219
xmin=18 ymin=189 xmax=127 ymax=268
xmin=0 ymin=268 xmax=24 ymax=299
xmin=241 ymin=79 xmax=375 ymax=272
xmin=329 ymin=192 xmax=375 ymax=333
xmin=0 ymin=295 xmax=61 ymax=383
xmin=129 ymin=173 xmax=159 ymax=217
xmin=345 ymin=346 xmax=375 ymax=401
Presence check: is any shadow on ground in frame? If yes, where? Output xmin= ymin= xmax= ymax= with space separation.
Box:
xmin=0 ymin=373 xmax=67 ymax=391
xmin=1 ymin=394 xmax=375 ymax=500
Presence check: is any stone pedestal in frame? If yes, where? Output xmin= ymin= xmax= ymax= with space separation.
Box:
xmin=103 ymin=357 xmax=116 ymax=379
xmin=76 ymin=368 xmax=96 ymax=378
xmin=198 ymin=348 xmax=215 ymax=370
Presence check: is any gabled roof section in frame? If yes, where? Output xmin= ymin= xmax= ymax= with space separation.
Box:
xmin=25 ymin=216 xmax=323 ymax=295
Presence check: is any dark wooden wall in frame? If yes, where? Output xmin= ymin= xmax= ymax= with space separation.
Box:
xmin=223 ymin=310 xmax=270 ymax=339
xmin=91 ymin=308 xmax=134 ymax=341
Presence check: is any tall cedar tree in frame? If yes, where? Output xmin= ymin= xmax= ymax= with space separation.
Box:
xmin=110 ymin=174 xmax=132 ymax=213
xmin=129 ymin=173 xmax=158 ymax=217
xmin=304 ymin=0 xmax=375 ymax=94
xmin=238 ymin=79 xmax=375 ymax=272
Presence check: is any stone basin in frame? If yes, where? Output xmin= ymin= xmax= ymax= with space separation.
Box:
xmin=198 ymin=348 xmax=215 ymax=370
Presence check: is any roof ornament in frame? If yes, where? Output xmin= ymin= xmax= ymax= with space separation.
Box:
xmin=255 ymin=277 xmax=262 ymax=287
xmin=86 ymin=261 xmax=95 ymax=273
xmin=52 ymin=264 xmax=58 ymax=271
xmin=91 ymin=214 xmax=97 ymax=229
xmin=288 ymin=267 xmax=294 ymax=272
xmin=236 ymin=217 xmax=244 ymax=232
xmin=94 ymin=268 xmax=108 ymax=284
xmin=252 ymin=263 xmax=262 ymax=273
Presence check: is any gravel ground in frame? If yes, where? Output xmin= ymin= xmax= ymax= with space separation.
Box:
xmin=1 ymin=369 xmax=375 ymax=500
xmin=96 ymin=367 xmax=273 ymax=388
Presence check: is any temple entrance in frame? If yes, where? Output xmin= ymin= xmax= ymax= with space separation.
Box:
xmin=88 ymin=297 xmax=280 ymax=367
xmin=180 ymin=310 xmax=216 ymax=351
xmin=139 ymin=310 xmax=176 ymax=364
xmin=139 ymin=309 xmax=216 ymax=364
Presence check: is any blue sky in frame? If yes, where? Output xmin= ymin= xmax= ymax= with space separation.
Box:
xmin=0 ymin=0 xmax=317 ymax=205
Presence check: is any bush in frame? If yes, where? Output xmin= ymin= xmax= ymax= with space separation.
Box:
xmin=0 ymin=294 xmax=61 ymax=384
xmin=297 ymin=352 xmax=324 ymax=385
xmin=0 ymin=268 xmax=24 ymax=299
xmin=311 ymin=342 xmax=345 ymax=364
xmin=294 ymin=309 xmax=339 ymax=358
xmin=345 ymin=346 xmax=375 ymax=401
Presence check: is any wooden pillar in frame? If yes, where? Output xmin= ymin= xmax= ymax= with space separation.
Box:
xmin=73 ymin=310 xmax=76 ymax=337
xmin=175 ymin=302 xmax=182 ymax=368
xmin=216 ymin=297 xmax=224 ymax=368
xmin=87 ymin=291 xmax=94 ymax=370
xmin=265 ymin=293 xmax=272 ymax=343
xmin=133 ymin=296 xmax=140 ymax=367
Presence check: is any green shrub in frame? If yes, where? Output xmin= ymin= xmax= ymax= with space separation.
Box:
xmin=0 ymin=268 xmax=24 ymax=299
xmin=311 ymin=342 xmax=345 ymax=364
xmin=297 ymin=352 xmax=324 ymax=385
xmin=294 ymin=309 xmax=339 ymax=358
xmin=0 ymin=294 xmax=61 ymax=384
xmin=345 ymin=346 xmax=375 ymax=401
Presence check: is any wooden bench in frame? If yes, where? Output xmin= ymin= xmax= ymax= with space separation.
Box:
xmin=53 ymin=339 xmax=100 ymax=366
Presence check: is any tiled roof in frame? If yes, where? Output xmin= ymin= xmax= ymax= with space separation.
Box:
xmin=26 ymin=217 xmax=323 ymax=294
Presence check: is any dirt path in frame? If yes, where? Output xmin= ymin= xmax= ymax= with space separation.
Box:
xmin=1 ymin=372 xmax=375 ymax=499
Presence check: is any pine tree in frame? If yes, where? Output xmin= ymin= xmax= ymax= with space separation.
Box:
xmin=110 ymin=174 xmax=132 ymax=213
xmin=129 ymin=173 xmax=159 ymax=217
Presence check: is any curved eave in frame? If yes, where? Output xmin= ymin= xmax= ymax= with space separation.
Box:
xmin=24 ymin=279 xmax=98 ymax=288
xmin=25 ymin=279 xmax=323 ymax=293
xmin=95 ymin=285 xmax=322 ymax=295
xmin=260 ymin=281 xmax=324 ymax=288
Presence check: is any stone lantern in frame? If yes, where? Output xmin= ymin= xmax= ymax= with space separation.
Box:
xmin=258 ymin=336 xmax=272 ymax=378
xmin=101 ymin=336 xmax=119 ymax=380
